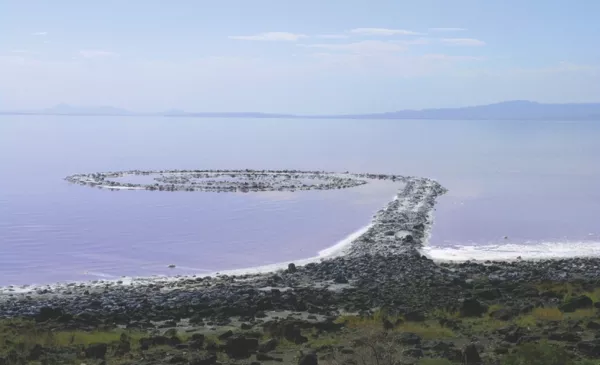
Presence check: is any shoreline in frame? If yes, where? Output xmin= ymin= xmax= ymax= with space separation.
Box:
xmin=5 ymin=174 xmax=600 ymax=325
xmin=0 ymin=170 xmax=413 ymax=292
xmin=0 ymin=174 xmax=434 ymax=296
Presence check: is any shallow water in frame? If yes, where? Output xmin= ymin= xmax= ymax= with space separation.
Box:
xmin=1 ymin=116 xmax=599 ymax=285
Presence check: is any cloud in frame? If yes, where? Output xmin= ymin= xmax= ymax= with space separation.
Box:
xmin=79 ymin=50 xmax=119 ymax=58
xmin=429 ymin=28 xmax=467 ymax=32
xmin=422 ymin=54 xmax=484 ymax=61
xmin=400 ymin=38 xmax=431 ymax=45
xmin=300 ymin=40 xmax=406 ymax=53
xmin=350 ymin=28 xmax=423 ymax=36
xmin=228 ymin=32 xmax=307 ymax=41
xmin=440 ymin=38 xmax=486 ymax=46
xmin=307 ymin=52 xmax=475 ymax=78
xmin=316 ymin=34 xmax=349 ymax=39
xmin=32 ymin=32 xmax=48 ymax=36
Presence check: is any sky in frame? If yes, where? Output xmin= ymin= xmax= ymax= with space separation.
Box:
xmin=1 ymin=0 xmax=600 ymax=114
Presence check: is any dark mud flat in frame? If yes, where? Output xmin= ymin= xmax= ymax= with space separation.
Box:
xmin=3 ymin=177 xmax=600 ymax=364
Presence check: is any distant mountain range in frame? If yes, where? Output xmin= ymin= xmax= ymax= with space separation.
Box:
xmin=2 ymin=101 xmax=600 ymax=120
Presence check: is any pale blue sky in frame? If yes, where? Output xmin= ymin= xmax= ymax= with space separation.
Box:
xmin=1 ymin=0 xmax=599 ymax=113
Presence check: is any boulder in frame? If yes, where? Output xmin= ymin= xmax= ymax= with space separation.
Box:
xmin=549 ymin=332 xmax=582 ymax=343
xmin=164 ymin=328 xmax=178 ymax=337
xmin=114 ymin=337 xmax=131 ymax=356
xmin=288 ymin=263 xmax=297 ymax=273
xmin=257 ymin=353 xmax=281 ymax=361
xmin=460 ymin=298 xmax=488 ymax=317
xmin=218 ymin=330 xmax=234 ymax=340
xmin=395 ymin=332 xmax=421 ymax=346
xmin=475 ymin=288 xmax=501 ymax=300
xmin=298 ymin=352 xmax=318 ymax=365
xmin=225 ymin=335 xmax=259 ymax=359
xmin=333 ymin=274 xmax=348 ymax=284
xmin=188 ymin=339 xmax=204 ymax=350
xmin=520 ymin=304 xmax=535 ymax=314
xmin=85 ymin=343 xmax=107 ymax=359
xmin=504 ymin=327 xmax=526 ymax=343
xmin=560 ymin=295 xmax=593 ymax=312
xmin=190 ymin=354 xmax=217 ymax=365
xmin=35 ymin=307 xmax=64 ymax=322
xmin=139 ymin=337 xmax=152 ymax=350
xmin=404 ymin=310 xmax=426 ymax=322
xmin=516 ymin=335 xmax=541 ymax=345
xmin=190 ymin=333 xmax=205 ymax=346
xmin=444 ymin=348 xmax=464 ymax=362
xmin=167 ymin=354 xmax=187 ymax=363
xmin=578 ymin=340 xmax=600 ymax=357
xmin=273 ymin=322 xmax=308 ymax=344
xmin=462 ymin=344 xmax=482 ymax=365
xmin=490 ymin=308 xmax=515 ymax=321
xmin=403 ymin=348 xmax=423 ymax=358
xmin=27 ymin=344 xmax=43 ymax=361
xmin=258 ymin=338 xmax=278 ymax=353
xmin=382 ymin=318 xmax=395 ymax=331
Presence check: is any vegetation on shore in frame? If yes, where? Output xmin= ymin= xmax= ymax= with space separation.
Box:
xmin=3 ymin=279 xmax=600 ymax=364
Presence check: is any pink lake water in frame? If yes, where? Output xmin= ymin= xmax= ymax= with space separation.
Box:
xmin=1 ymin=116 xmax=600 ymax=286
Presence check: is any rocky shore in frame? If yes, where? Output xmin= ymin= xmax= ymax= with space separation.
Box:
xmin=4 ymin=172 xmax=600 ymax=364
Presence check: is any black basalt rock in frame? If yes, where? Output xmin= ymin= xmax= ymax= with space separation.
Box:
xmin=459 ymin=298 xmax=488 ymax=317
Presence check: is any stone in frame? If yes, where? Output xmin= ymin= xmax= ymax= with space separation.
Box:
xmin=404 ymin=310 xmax=425 ymax=322
xmin=429 ymin=340 xmax=454 ymax=353
xmin=225 ymin=335 xmax=259 ymax=359
xmin=114 ymin=338 xmax=131 ymax=356
xmin=288 ymin=263 xmax=297 ymax=273
xmin=460 ymin=298 xmax=488 ymax=317
xmin=333 ymin=274 xmax=348 ymax=284
xmin=560 ymin=295 xmax=593 ymax=312
xmin=85 ymin=343 xmax=107 ymax=359
xmin=218 ymin=330 xmax=234 ymax=340
xmin=445 ymin=348 xmax=463 ymax=362
xmin=164 ymin=328 xmax=178 ymax=337
xmin=35 ymin=307 xmax=64 ymax=322
xmin=298 ymin=352 xmax=318 ymax=365
xmin=403 ymin=348 xmax=423 ymax=358
xmin=395 ymin=332 xmax=421 ymax=346
xmin=548 ymin=332 xmax=581 ymax=343
xmin=587 ymin=321 xmax=600 ymax=330
xmin=258 ymin=338 xmax=278 ymax=353
xmin=188 ymin=339 xmax=204 ymax=350
xmin=475 ymin=288 xmax=501 ymax=300
xmin=520 ymin=304 xmax=534 ymax=314
xmin=27 ymin=344 xmax=43 ymax=361
xmin=279 ymin=322 xmax=308 ymax=344
xmin=490 ymin=308 xmax=515 ymax=321
xmin=191 ymin=333 xmax=206 ymax=344
xmin=257 ymin=353 xmax=278 ymax=361
xmin=167 ymin=354 xmax=187 ymax=363
xmin=382 ymin=318 xmax=395 ymax=330
xmin=139 ymin=337 xmax=152 ymax=350
xmin=504 ymin=327 xmax=526 ymax=343
xmin=462 ymin=344 xmax=482 ymax=365
xmin=516 ymin=335 xmax=541 ymax=345
xmin=190 ymin=354 xmax=217 ymax=365
xmin=578 ymin=340 xmax=600 ymax=357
